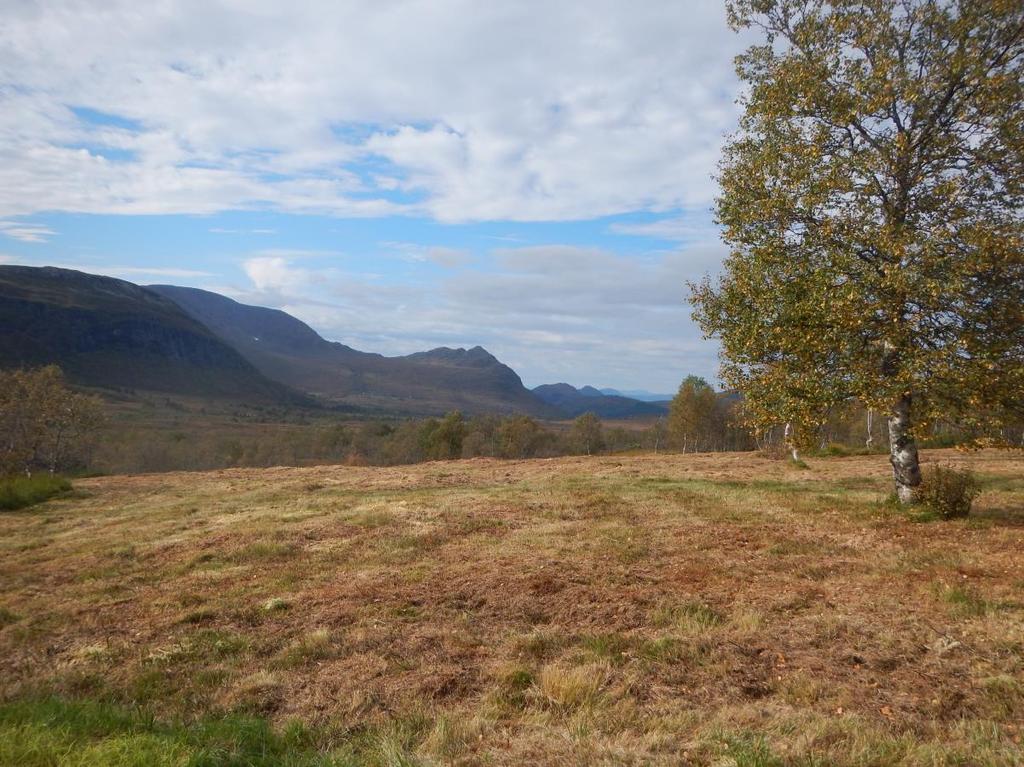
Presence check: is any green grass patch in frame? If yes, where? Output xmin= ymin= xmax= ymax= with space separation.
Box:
xmin=638 ymin=636 xmax=689 ymax=664
xmin=720 ymin=732 xmax=783 ymax=766
xmin=490 ymin=666 xmax=535 ymax=710
xmin=0 ymin=606 xmax=20 ymax=628
xmin=936 ymin=583 xmax=990 ymax=617
xmin=0 ymin=697 xmax=345 ymax=767
xmin=578 ymin=632 xmax=633 ymax=663
xmin=651 ymin=600 xmax=724 ymax=633
xmin=0 ymin=474 xmax=71 ymax=511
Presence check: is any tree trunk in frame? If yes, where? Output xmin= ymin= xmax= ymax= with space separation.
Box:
xmin=887 ymin=394 xmax=921 ymax=503
xmin=783 ymin=421 xmax=799 ymax=461
xmin=865 ymin=409 xmax=874 ymax=449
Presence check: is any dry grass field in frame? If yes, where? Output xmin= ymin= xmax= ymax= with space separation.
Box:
xmin=1 ymin=449 xmax=1022 ymax=765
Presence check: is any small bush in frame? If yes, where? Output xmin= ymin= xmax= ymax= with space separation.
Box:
xmin=0 ymin=474 xmax=71 ymax=511
xmin=915 ymin=465 xmax=980 ymax=519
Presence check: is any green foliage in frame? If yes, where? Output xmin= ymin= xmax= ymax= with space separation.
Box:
xmin=419 ymin=411 xmax=467 ymax=460
xmin=668 ymin=376 xmax=725 ymax=452
xmin=570 ymin=412 xmax=604 ymax=455
xmin=916 ymin=465 xmax=980 ymax=519
xmin=0 ymin=473 xmax=71 ymax=511
xmin=496 ymin=415 xmax=549 ymax=459
xmin=691 ymin=0 xmax=1024 ymax=486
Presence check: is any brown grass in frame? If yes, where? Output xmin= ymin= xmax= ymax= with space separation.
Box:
xmin=1 ymin=449 xmax=1023 ymax=765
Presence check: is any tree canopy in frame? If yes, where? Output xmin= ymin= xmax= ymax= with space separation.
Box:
xmin=668 ymin=376 xmax=724 ymax=453
xmin=0 ymin=366 xmax=104 ymax=476
xmin=692 ymin=0 xmax=1024 ymax=500
xmin=570 ymin=412 xmax=605 ymax=455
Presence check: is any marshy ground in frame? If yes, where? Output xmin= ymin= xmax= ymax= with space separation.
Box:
xmin=1 ymin=449 xmax=1022 ymax=765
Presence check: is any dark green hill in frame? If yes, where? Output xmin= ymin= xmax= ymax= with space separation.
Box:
xmin=0 ymin=266 xmax=302 ymax=403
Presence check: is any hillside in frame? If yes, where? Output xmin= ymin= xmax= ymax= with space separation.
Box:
xmin=2 ymin=450 xmax=1022 ymax=765
xmin=0 ymin=266 xmax=301 ymax=403
xmin=533 ymin=382 xmax=668 ymax=418
xmin=150 ymin=284 xmax=556 ymax=417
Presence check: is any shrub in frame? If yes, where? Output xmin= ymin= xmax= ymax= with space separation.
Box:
xmin=0 ymin=474 xmax=71 ymax=511
xmin=915 ymin=465 xmax=979 ymax=519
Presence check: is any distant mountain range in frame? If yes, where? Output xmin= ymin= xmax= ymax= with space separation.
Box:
xmin=0 ymin=265 xmax=672 ymax=419
xmin=532 ymin=383 xmax=668 ymax=418
xmin=599 ymin=388 xmax=675 ymax=402
xmin=148 ymin=284 xmax=556 ymax=417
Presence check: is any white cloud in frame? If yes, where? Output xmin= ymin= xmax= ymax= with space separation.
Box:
xmin=229 ymin=243 xmax=725 ymax=390
xmin=609 ymin=214 xmax=721 ymax=242
xmin=0 ymin=1 xmax=747 ymax=221
xmin=242 ymin=256 xmax=312 ymax=295
xmin=381 ymin=241 xmax=471 ymax=268
xmin=0 ymin=220 xmax=56 ymax=242
xmin=426 ymin=247 xmax=470 ymax=268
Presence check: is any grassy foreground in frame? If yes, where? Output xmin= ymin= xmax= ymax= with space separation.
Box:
xmin=1 ymin=450 xmax=1022 ymax=765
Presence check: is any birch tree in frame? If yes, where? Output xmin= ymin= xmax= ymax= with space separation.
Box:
xmin=571 ymin=412 xmax=604 ymax=456
xmin=0 ymin=366 xmax=104 ymax=475
xmin=668 ymin=376 xmax=723 ymax=453
xmin=692 ymin=0 xmax=1024 ymax=501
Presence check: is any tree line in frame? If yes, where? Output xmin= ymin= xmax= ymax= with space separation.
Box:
xmin=7 ymin=364 xmax=1021 ymax=477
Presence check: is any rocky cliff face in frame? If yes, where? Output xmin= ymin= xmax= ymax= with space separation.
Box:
xmin=0 ymin=266 xmax=301 ymax=402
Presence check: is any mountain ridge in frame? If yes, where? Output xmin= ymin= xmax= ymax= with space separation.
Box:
xmin=532 ymin=382 xmax=668 ymax=418
xmin=599 ymin=387 xmax=674 ymax=403
xmin=1 ymin=265 xmax=668 ymax=419
xmin=149 ymin=284 xmax=557 ymax=417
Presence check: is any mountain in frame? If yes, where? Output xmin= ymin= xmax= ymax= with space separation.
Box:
xmin=532 ymin=383 xmax=668 ymax=418
xmin=149 ymin=285 xmax=556 ymax=417
xmin=599 ymin=387 xmax=674 ymax=403
xmin=0 ymin=266 xmax=302 ymax=403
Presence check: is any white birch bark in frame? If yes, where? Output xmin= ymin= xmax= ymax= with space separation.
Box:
xmin=888 ymin=395 xmax=921 ymax=503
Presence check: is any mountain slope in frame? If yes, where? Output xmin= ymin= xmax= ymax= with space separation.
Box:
xmin=150 ymin=285 xmax=556 ymax=417
xmin=0 ymin=266 xmax=302 ymax=402
xmin=533 ymin=383 xmax=668 ymax=418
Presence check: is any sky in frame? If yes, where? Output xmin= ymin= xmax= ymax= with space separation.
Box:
xmin=0 ymin=0 xmax=750 ymax=393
